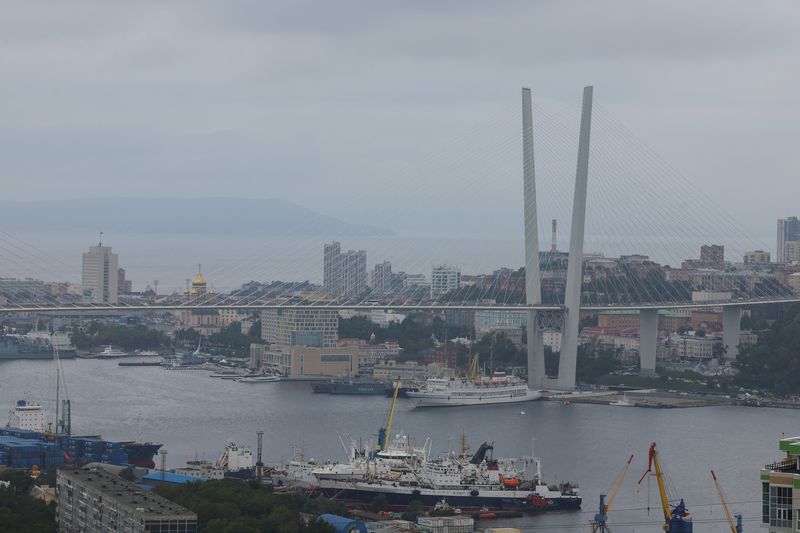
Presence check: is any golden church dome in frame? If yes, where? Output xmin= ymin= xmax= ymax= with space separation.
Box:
xmin=192 ymin=273 xmax=206 ymax=286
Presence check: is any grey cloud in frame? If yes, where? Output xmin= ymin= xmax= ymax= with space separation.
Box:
xmin=0 ymin=0 xmax=797 ymax=246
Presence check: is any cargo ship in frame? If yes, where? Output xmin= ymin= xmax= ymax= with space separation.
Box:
xmin=119 ymin=441 xmax=163 ymax=468
xmin=3 ymin=400 xmax=162 ymax=470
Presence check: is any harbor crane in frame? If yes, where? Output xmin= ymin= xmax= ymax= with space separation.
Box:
xmin=637 ymin=442 xmax=693 ymax=532
xmin=711 ymin=470 xmax=743 ymax=533
xmin=591 ymin=454 xmax=634 ymax=532
xmin=376 ymin=378 xmax=401 ymax=452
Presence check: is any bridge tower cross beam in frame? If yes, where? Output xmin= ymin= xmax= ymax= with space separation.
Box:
xmin=557 ymin=86 xmax=593 ymax=390
xmin=522 ymin=87 xmax=546 ymax=388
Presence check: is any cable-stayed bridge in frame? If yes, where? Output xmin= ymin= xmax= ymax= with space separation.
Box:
xmin=2 ymin=86 xmax=798 ymax=389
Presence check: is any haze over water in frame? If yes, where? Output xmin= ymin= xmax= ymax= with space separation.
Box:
xmin=0 ymin=358 xmax=785 ymax=532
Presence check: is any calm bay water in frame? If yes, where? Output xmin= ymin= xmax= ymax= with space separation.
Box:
xmin=0 ymin=358 xmax=791 ymax=532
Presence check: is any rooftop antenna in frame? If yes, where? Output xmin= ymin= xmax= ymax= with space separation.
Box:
xmin=99 ymin=231 xmax=103 ymax=246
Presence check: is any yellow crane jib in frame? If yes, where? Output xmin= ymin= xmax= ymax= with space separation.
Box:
xmin=468 ymin=354 xmax=480 ymax=380
xmin=377 ymin=377 xmax=402 ymax=451
xmin=592 ymin=453 xmax=634 ymax=533
xmin=711 ymin=470 xmax=743 ymax=533
xmin=637 ymin=442 xmax=693 ymax=533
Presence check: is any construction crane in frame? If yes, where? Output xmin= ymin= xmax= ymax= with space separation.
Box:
xmin=468 ymin=353 xmax=480 ymax=380
xmin=376 ymin=378 xmax=402 ymax=452
xmin=637 ymin=442 xmax=693 ymax=532
xmin=711 ymin=470 xmax=743 ymax=533
xmin=591 ymin=454 xmax=634 ymax=532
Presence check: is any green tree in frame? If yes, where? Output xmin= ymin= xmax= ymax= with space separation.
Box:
xmin=401 ymin=500 xmax=424 ymax=521
xmin=735 ymin=303 xmax=800 ymax=395
xmin=154 ymin=479 xmax=334 ymax=533
xmin=369 ymin=494 xmax=387 ymax=513
xmin=0 ymin=471 xmax=55 ymax=533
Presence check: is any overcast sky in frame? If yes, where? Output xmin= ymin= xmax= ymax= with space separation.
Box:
xmin=1 ymin=1 xmax=798 ymax=245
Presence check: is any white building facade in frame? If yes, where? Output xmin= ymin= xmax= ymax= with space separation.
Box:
xmin=81 ymin=245 xmax=118 ymax=304
xmin=430 ymin=265 xmax=461 ymax=298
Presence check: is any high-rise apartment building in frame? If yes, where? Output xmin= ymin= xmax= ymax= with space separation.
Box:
xmin=261 ymin=308 xmax=338 ymax=348
xmin=372 ymin=261 xmax=392 ymax=293
xmin=322 ymin=241 xmax=367 ymax=297
xmin=430 ymin=265 xmax=461 ymax=298
xmin=82 ymin=244 xmax=118 ymax=304
xmin=778 ymin=217 xmax=800 ymax=263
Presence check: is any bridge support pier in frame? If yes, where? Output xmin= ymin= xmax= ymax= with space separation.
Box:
xmin=527 ymin=311 xmax=546 ymax=387
xmin=639 ymin=309 xmax=658 ymax=376
xmin=722 ymin=307 xmax=741 ymax=361
xmin=522 ymin=88 xmax=546 ymax=388
xmin=557 ymin=86 xmax=593 ymax=390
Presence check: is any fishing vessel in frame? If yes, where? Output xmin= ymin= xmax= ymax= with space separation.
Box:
xmin=304 ymin=380 xmax=577 ymax=512
xmin=315 ymin=440 xmax=580 ymax=511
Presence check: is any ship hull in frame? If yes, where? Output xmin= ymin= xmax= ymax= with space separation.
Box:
xmin=120 ymin=442 xmax=163 ymax=468
xmin=0 ymin=349 xmax=75 ymax=360
xmin=319 ymin=481 xmax=580 ymax=511
xmin=408 ymin=390 xmax=542 ymax=407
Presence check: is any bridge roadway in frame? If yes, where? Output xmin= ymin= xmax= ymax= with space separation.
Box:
xmin=0 ymin=296 xmax=798 ymax=314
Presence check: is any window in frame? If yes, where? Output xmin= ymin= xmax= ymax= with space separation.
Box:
xmin=762 ymin=482 xmax=769 ymax=524
xmin=769 ymin=485 xmax=793 ymax=528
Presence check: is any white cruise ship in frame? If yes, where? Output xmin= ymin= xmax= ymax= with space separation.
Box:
xmin=407 ymin=372 xmax=541 ymax=407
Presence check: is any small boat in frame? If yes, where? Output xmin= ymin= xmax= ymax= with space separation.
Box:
xmin=95 ymin=346 xmax=128 ymax=359
xmin=610 ymin=394 xmax=634 ymax=407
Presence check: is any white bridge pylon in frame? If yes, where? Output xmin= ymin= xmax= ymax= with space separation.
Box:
xmin=521 ymin=86 xmax=593 ymax=390
xmin=522 ymin=86 xmax=741 ymax=389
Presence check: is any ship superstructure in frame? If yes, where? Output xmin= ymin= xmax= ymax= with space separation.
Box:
xmin=7 ymin=400 xmax=47 ymax=432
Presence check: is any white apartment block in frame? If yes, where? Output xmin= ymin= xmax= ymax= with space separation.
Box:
xmin=430 ymin=265 xmax=461 ymax=298
xmin=81 ymin=245 xmax=118 ymax=304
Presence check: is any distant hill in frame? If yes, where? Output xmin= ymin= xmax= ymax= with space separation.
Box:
xmin=0 ymin=197 xmax=392 ymax=236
